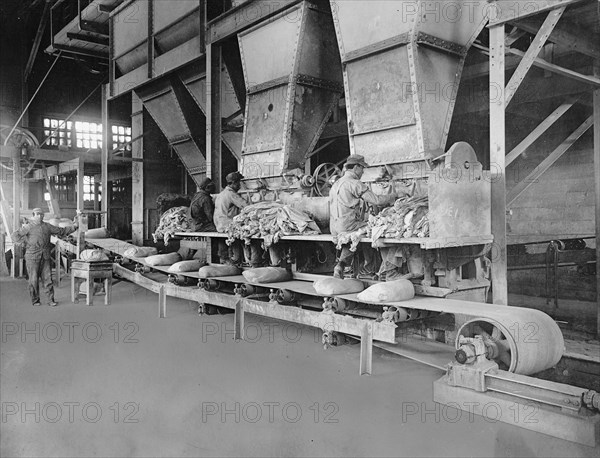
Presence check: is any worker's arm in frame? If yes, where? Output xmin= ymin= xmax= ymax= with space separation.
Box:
xmin=48 ymin=222 xmax=78 ymax=238
xmin=11 ymin=224 xmax=30 ymax=244
xmin=203 ymin=198 xmax=214 ymax=222
xmin=231 ymin=192 xmax=248 ymax=210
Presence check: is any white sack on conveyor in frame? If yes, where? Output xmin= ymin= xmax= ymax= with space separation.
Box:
xmin=85 ymin=227 xmax=108 ymax=239
xmin=198 ymin=265 xmax=241 ymax=278
xmin=168 ymin=259 xmax=206 ymax=273
xmin=313 ymin=277 xmax=364 ymax=296
xmin=356 ymin=279 xmax=415 ymax=303
xmin=145 ymin=252 xmax=182 ymax=266
xmin=47 ymin=218 xmax=61 ymax=226
xmin=123 ymin=246 xmax=158 ymax=258
xmin=79 ymin=249 xmax=109 ymax=262
xmin=242 ymin=267 xmax=291 ymax=284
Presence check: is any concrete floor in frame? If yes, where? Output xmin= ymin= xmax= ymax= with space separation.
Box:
xmin=1 ymin=276 xmax=598 ymax=458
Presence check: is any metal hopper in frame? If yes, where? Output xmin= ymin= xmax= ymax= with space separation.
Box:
xmin=237 ymin=1 xmax=343 ymax=183
xmin=330 ymin=0 xmax=489 ymax=165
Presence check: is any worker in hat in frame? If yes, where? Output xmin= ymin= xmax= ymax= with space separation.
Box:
xmin=329 ymin=155 xmax=396 ymax=279
xmin=187 ymin=177 xmax=216 ymax=232
xmin=213 ymin=172 xmax=249 ymax=266
xmin=11 ymin=208 xmax=78 ymax=306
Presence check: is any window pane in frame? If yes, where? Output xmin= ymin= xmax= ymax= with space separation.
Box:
xmin=67 ymin=121 xmax=72 ymax=129
xmin=126 ymin=127 xmax=131 ymax=135
xmin=118 ymin=126 xmax=125 ymax=135
xmin=43 ymin=119 xmax=50 ymax=127
xmin=51 ymin=119 xmax=58 ymax=128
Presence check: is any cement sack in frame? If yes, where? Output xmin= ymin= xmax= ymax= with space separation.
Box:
xmin=123 ymin=246 xmax=158 ymax=258
xmin=47 ymin=218 xmax=61 ymax=226
xmin=356 ymin=279 xmax=415 ymax=303
xmin=85 ymin=227 xmax=108 ymax=239
xmin=197 ymin=265 xmax=241 ymax=278
xmin=168 ymin=259 xmax=205 ymax=273
xmin=78 ymin=281 xmax=105 ymax=295
xmin=313 ymin=277 xmax=364 ymax=296
xmin=145 ymin=252 xmax=182 ymax=266
xmin=79 ymin=249 xmax=109 ymax=262
xmin=242 ymin=267 xmax=291 ymax=284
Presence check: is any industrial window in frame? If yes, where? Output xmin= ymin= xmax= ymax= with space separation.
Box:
xmin=43 ymin=118 xmax=72 ymax=147
xmin=112 ymin=125 xmax=132 ymax=153
xmin=49 ymin=174 xmax=76 ymax=202
xmin=75 ymin=121 xmax=102 ymax=149
xmin=84 ymin=175 xmax=101 ymax=202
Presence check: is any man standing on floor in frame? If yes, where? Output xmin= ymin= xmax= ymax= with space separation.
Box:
xmin=329 ymin=155 xmax=396 ymax=279
xmin=187 ymin=177 xmax=216 ymax=232
xmin=11 ymin=208 xmax=78 ymax=306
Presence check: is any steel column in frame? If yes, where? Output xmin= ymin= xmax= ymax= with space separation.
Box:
xmin=206 ymin=43 xmax=223 ymax=188
xmin=101 ymin=84 xmax=109 ymax=228
xmin=11 ymin=160 xmax=21 ymax=278
xmin=595 ymin=61 xmax=600 ymax=337
xmin=489 ymin=24 xmax=507 ymax=305
xmin=131 ymin=93 xmax=144 ymax=244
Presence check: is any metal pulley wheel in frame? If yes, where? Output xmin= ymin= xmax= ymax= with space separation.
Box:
xmin=1 ymin=126 xmax=39 ymax=171
xmin=456 ymin=310 xmax=564 ymax=375
xmin=312 ymin=163 xmax=341 ymax=196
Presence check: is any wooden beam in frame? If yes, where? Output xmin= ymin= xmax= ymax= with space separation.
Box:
xmin=506 ymin=100 xmax=575 ymax=165
xmin=505 ymin=7 xmax=565 ymax=106
xmin=131 ymin=93 xmax=144 ymax=245
xmin=507 ymin=115 xmax=593 ymax=206
xmin=207 ymin=0 xmax=302 ymax=44
xmin=489 ymin=0 xmax=588 ymax=26
xmin=42 ymin=164 xmax=61 ymax=218
xmin=24 ymin=0 xmax=51 ymax=81
xmin=490 ymin=24 xmax=508 ymax=305
xmin=513 ymin=18 xmax=600 ymax=61
xmin=12 ymin=160 xmax=21 ymax=277
xmin=594 ymin=61 xmax=600 ymax=336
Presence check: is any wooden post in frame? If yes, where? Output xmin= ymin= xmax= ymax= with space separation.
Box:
xmin=490 ymin=24 xmax=507 ymax=305
xmin=206 ymin=43 xmax=222 ymax=189
xmin=12 ymin=159 xmax=21 ymax=277
xmin=131 ymin=92 xmax=144 ymax=245
xmin=101 ymin=84 xmax=109 ymax=229
xmin=76 ymin=158 xmax=86 ymax=257
xmin=594 ymin=61 xmax=600 ymax=336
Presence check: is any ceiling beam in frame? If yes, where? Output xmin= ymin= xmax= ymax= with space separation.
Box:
xmin=24 ymin=0 xmax=52 ymax=82
xmin=489 ymin=0 xmax=589 ymax=26
xmin=512 ymin=18 xmax=600 ymax=60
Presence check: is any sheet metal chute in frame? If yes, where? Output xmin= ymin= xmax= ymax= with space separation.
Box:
xmin=237 ymin=1 xmax=343 ymax=188
xmin=330 ymin=0 xmax=488 ymax=165
xmin=134 ymin=64 xmax=243 ymax=186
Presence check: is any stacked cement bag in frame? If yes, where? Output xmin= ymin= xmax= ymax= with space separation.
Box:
xmin=226 ymin=201 xmax=320 ymax=247
xmin=368 ymin=195 xmax=429 ymax=244
xmin=152 ymin=206 xmax=190 ymax=245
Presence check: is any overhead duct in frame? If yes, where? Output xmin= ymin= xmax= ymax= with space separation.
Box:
xmin=330 ymin=0 xmax=489 ymax=165
xmin=237 ymin=1 xmax=343 ymax=184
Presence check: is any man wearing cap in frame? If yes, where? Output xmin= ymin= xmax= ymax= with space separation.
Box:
xmin=11 ymin=208 xmax=78 ymax=306
xmin=187 ymin=177 xmax=216 ymax=232
xmin=329 ymin=155 xmax=396 ymax=279
xmin=213 ymin=172 xmax=248 ymax=265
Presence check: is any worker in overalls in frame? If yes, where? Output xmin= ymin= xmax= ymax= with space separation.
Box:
xmin=214 ymin=172 xmax=262 ymax=266
xmin=11 ymin=208 xmax=78 ymax=306
xmin=187 ymin=177 xmax=216 ymax=232
xmin=329 ymin=156 xmax=396 ymax=279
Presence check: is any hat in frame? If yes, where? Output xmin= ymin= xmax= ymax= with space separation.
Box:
xmin=198 ymin=177 xmax=214 ymax=190
xmin=32 ymin=208 xmax=43 ymax=215
xmin=226 ymin=171 xmax=244 ymax=184
xmin=345 ymin=155 xmax=369 ymax=168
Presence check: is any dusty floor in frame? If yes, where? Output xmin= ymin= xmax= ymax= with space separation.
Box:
xmin=1 ymin=276 xmax=598 ymax=458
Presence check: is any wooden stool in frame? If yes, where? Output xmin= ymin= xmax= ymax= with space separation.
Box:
xmin=71 ymin=261 xmax=113 ymax=305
